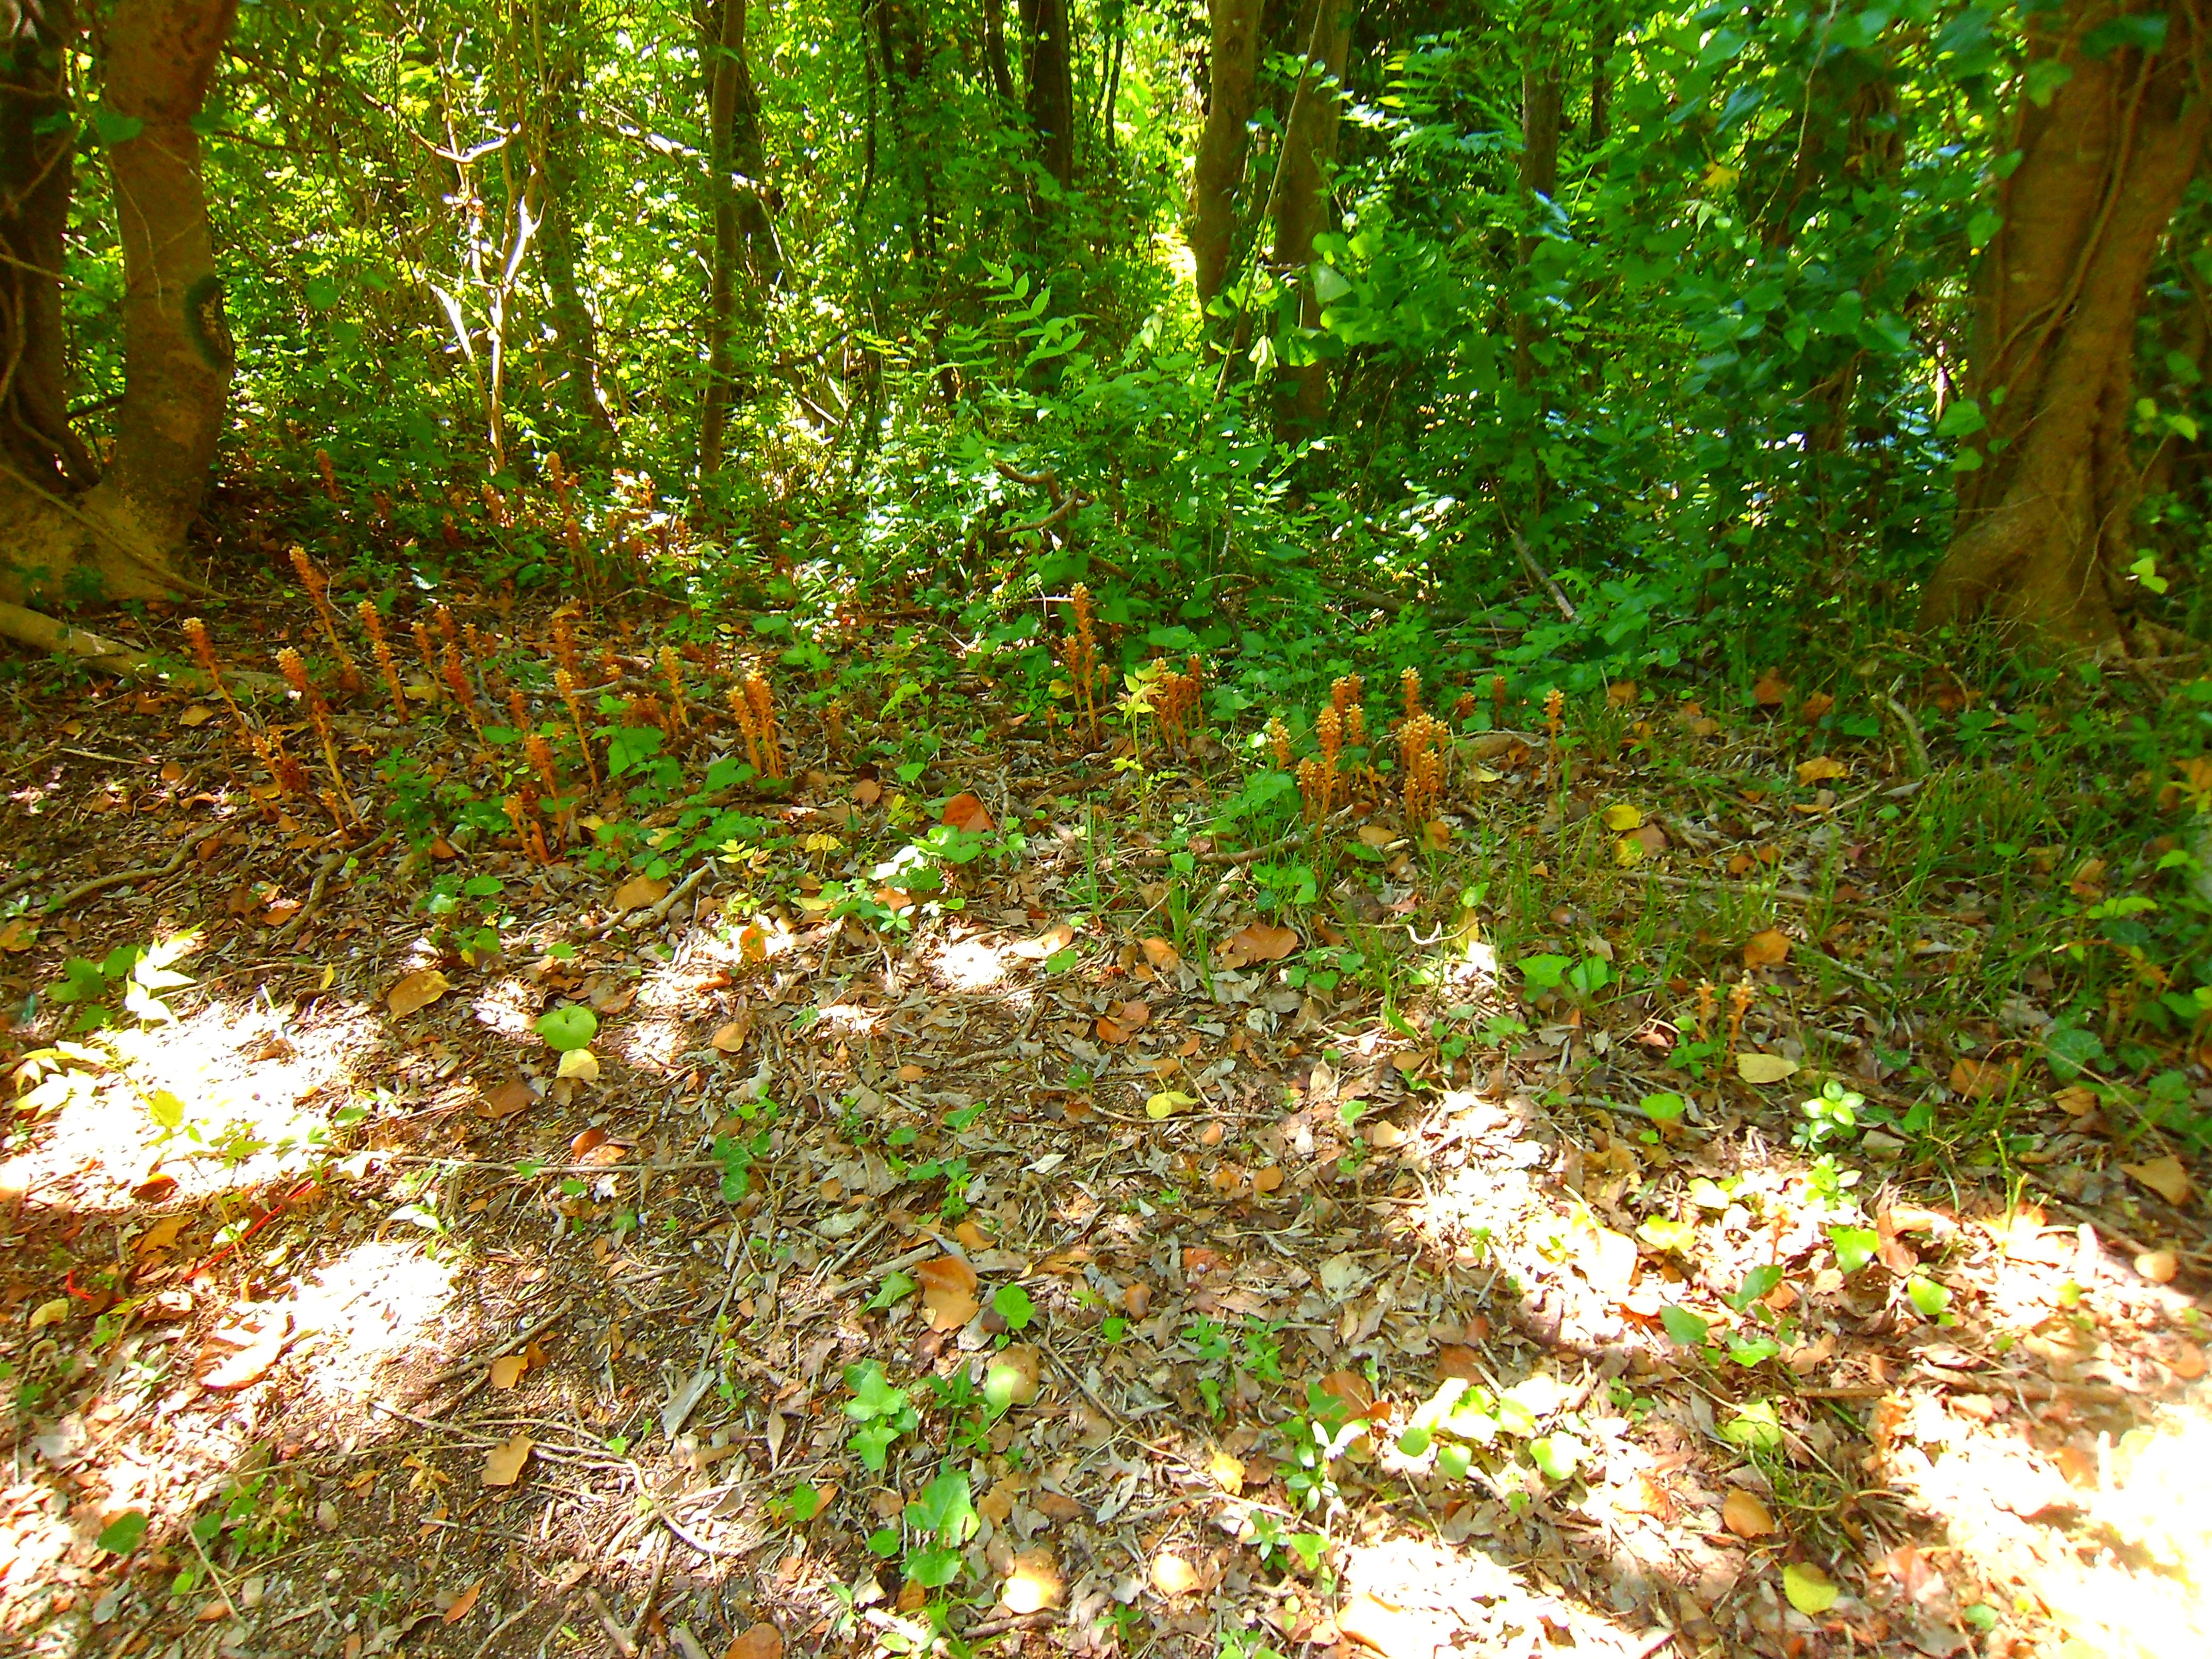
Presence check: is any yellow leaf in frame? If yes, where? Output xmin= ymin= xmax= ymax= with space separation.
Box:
xmin=1602 ymin=803 xmax=1644 ymax=831
xmin=1781 ymin=1563 xmax=1839 ymax=1616
xmin=489 ymin=1355 xmax=529 ymax=1389
xmin=1208 ymin=1449 xmax=1246 ymax=1493
xmin=482 ymin=1434 xmax=534 ymax=1488
xmin=1150 ymin=1552 xmax=1201 ymax=1597
xmin=441 ymin=1579 xmax=484 ymax=1625
xmin=1795 ymin=755 xmax=1848 ymax=786
xmin=556 ymin=1048 xmax=600 ymax=1082
xmin=1735 ymin=1052 xmax=1799 ymax=1085
xmin=803 ymin=832 xmax=842 ymax=854
xmin=1615 ymin=835 xmax=1647 ymax=867
xmin=1011 ymin=922 xmax=1075 ymax=960
xmin=1744 ymin=929 xmax=1792 ymax=969
xmin=177 ymin=704 xmax=216 ymax=728
xmin=1146 ymin=1090 xmax=1197 ymax=1120
xmin=27 ymin=1296 xmax=69 ymax=1331
xmin=385 ymin=968 xmax=451 ymax=1017
xmin=2121 ymin=1156 xmax=2194 ymax=1208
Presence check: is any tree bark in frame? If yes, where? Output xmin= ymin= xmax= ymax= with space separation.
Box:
xmin=1515 ymin=31 xmax=1563 ymax=389
xmin=1189 ymin=0 xmax=1262 ymax=308
xmin=982 ymin=0 xmax=1014 ymax=103
xmin=1271 ymin=0 xmax=1352 ymax=434
xmin=1921 ymin=0 xmax=2210 ymax=646
xmin=1022 ymin=0 xmax=1076 ymax=191
xmin=698 ymin=0 xmax=780 ymax=477
xmin=533 ymin=0 xmax=617 ymax=461
xmin=0 ymin=0 xmax=235 ymax=607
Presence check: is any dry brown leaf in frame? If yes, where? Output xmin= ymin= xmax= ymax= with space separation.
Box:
xmin=489 ymin=1354 xmax=529 ymax=1389
xmin=136 ymin=1215 xmax=186 ymax=1257
xmin=1752 ymin=669 xmax=1789 ymax=707
xmin=477 ymin=1078 xmax=533 ymax=1120
xmin=441 ymin=1580 xmax=484 ymax=1625
xmin=1435 ymin=1344 xmax=1483 ymax=1382
xmin=1357 ymin=825 xmax=1396 ymax=850
xmin=1141 ymin=936 xmax=1181 ymax=971
xmin=482 ymin=1434 xmax=534 ymax=1488
xmin=1319 ymin=1369 xmax=1375 ymax=1417
xmin=1948 ymin=1056 xmax=2019 ymax=1100
xmin=1735 ymin=1051 xmax=1799 ymax=1084
xmin=1250 ymin=1164 xmax=1284 ymax=1195
xmin=940 ymin=792 xmax=994 ymax=834
xmin=197 ymin=1314 xmax=291 ymax=1391
xmin=711 ymin=1015 xmax=753 ymax=1054
xmin=1011 ymin=922 xmax=1075 ymax=960
xmin=1743 ymin=929 xmax=1791 ymax=969
xmin=897 ymin=1063 xmax=927 ymax=1082
xmin=1001 ymin=1548 xmax=1063 ymax=1615
xmin=1795 ymin=755 xmax=1847 ymax=785
xmin=386 ymin=968 xmax=451 ymax=1017
xmin=2054 ymin=1084 xmax=2099 ymax=1116
xmin=1722 ymin=1489 xmax=1775 ymax=1538
xmin=853 ymin=777 xmax=882 ymax=806
xmin=1800 ymin=691 xmax=1835 ymax=722
xmin=2121 ymin=1156 xmax=2194 ymax=1208
xmin=130 ymin=1172 xmax=177 ymax=1203
xmin=612 ymin=873 xmax=670 ymax=912
xmin=0 ymin=917 xmax=36 ymax=952
xmin=2135 ymin=1249 xmax=2179 ymax=1283
xmin=723 ymin=1623 xmax=783 ymax=1659
xmin=916 ymin=1254 xmax=980 ymax=1331
xmin=1217 ymin=919 xmax=1297 ymax=969
xmin=1208 ymin=1449 xmax=1246 ymax=1493
xmin=1150 ymin=1551 xmax=1202 ymax=1597
xmin=1337 ymin=1591 xmax=1449 ymax=1659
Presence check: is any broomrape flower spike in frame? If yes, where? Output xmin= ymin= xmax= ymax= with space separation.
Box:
xmin=556 ymin=669 xmax=598 ymax=791
xmin=660 ymin=645 xmax=689 ymax=733
xmin=276 ymin=646 xmax=357 ymax=822
xmin=411 ymin=619 xmax=442 ymax=703
xmin=289 ymin=545 xmax=361 ymax=696
xmin=1268 ymin=717 xmax=1291 ymax=771
xmin=182 ymin=616 xmax=271 ymax=769
xmin=442 ymin=636 xmax=482 ymax=739
xmin=357 ymin=600 xmax=409 ymax=719
xmin=1403 ymin=665 xmax=1423 ymax=721
xmin=1064 ymin=582 xmax=1101 ymax=743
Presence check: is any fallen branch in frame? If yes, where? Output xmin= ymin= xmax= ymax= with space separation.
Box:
xmin=1510 ymin=527 xmax=1578 ymax=623
xmin=0 ymin=601 xmax=150 ymax=676
xmin=43 ymin=833 xmax=207 ymax=915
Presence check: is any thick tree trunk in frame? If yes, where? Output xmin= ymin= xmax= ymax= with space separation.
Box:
xmin=1589 ymin=20 xmax=1615 ymax=145
xmin=698 ymin=0 xmax=780 ymax=477
xmin=534 ymin=0 xmax=617 ymax=461
xmin=1022 ymin=0 xmax=1076 ymax=190
xmin=0 ymin=0 xmax=234 ymax=607
xmin=1188 ymin=0 xmax=1261 ymax=308
xmin=1515 ymin=37 xmax=1563 ymax=390
xmin=1271 ymin=0 xmax=1352 ymax=434
xmin=1921 ymin=0 xmax=2209 ymax=645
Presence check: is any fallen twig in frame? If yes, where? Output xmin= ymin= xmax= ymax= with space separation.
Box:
xmin=43 ymin=833 xmax=205 ymax=914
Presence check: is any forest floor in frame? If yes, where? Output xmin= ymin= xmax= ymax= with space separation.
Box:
xmin=0 ymin=584 xmax=2207 ymax=1659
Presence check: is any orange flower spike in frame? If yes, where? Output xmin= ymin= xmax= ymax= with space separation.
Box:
xmin=357 ymin=600 xmax=409 ymax=718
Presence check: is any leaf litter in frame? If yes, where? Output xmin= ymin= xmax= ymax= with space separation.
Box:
xmin=0 ymin=613 xmax=2204 ymax=1659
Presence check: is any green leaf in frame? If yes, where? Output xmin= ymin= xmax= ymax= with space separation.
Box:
xmin=1517 ymin=954 xmax=1570 ymax=991
xmin=1437 ymin=1442 xmax=1473 ymax=1479
xmin=91 ymin=108 xmax=145 ymax=147
xmin=304 ymin=274 xmax=343 ymax=312
xmin=1829 ymin=1226 xmax=1878 ymax=1275
xmin=534 ymin=1004 xmax=598 ymax=1051
xmin=1528 ymin=1434 xmax=1583 ymax=1483
xmin=867 ymin=1271 xmax=916 ymax=1311
xmin=1638 ymin=1215 xmax=1697 ymax=1254
xmin=906 ymin=1469 xmax=977 ymax=1544
xmin=867 ymin=1525 xmax=900 ymax=1557
xmin=784 ymin=1483 xmax=823 ymax=1523
xmin=1660 ymin=1305 xmax=1710 ymax=1347
xmin=843 ymin=1361 xmax=909 ymax=1421
xmin=1719 ymin=1398 xmax=1783 ymax=1453
xmin=2084 ymin=13 xmax=2169 ymax=57
xmin=1396 ymin=1424 xmax=1432 ymax=1456
xmin=1638 ymin=1092 xmax=1686 ymax=1124
xmin=850 ymin=1423 xmax=899 ymax=1471
xmin=992 ymin=1283 xmax=1035 ymax=1330
xmin=904 ymin=1543 xmax=963 ymax=1588
xmin=1934 ymin=399 xmax=1985 ymax=439
xmin=1907 ymin=1276 xmax=1951 ymax=1318
xmin=1728 ymin=1263 xmax=1785 ymax=1312
xmin=96 ymin=1511 xmax=149 ymax=1554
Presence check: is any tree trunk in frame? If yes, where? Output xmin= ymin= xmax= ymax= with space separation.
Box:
xmin=1921 ymin=0 xmax=2209 ymax=645
xmin=982 ymin=0 xmax=1014 ymax=102
xmin=533 ymin=0 xmax=617 ymax=462
xmin=698 ymin=0 xmax=781 ymax=477
xmin=1189 ymin=0 xmax=1262 ymax=308
xmin=1022 ymin=0 xmax=1076 ymax=191
xmin=1589 ymin=19 xmax=1615 ymax=145
xmin=1271 ymin=0 xmax=1352 ymax=434
xmin=1515 ymin=36 xmax=1563 ymax=389
xmin=0 ymin=0 xmax=235 ymax=607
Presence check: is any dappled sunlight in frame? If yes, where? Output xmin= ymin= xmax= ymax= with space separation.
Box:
xmin=931 ymin=932 xmax=1008 ymax=991
xmin=289 ymin=1238 xmax=458 ymax=1406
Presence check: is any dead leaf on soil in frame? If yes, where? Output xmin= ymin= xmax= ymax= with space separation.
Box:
xmin=940 ymin=792 xmax=994 ymax=834
xmin=1752 ymin=669 xmax=1789 ymax=707
xmin=1743 ymin=929 xmax=1791 ymax=969
xmin=853 ymin=778 xmax=882 ymax=806
xmin=1436 ymin=1345 xmax=1483 ymax=1382
xmin=1336 ymin=1591 xmax=1446 ymax=1659
xmin=1001 ymin=1549 xmax=1063 ymax=1615
xmin=490 ymin=1354 xmax=530 ymax=1389
xmin=386 ymin=968 xmax=451 ymax=1017
xmin=1218 ymin=919 xmax=1297 ymax=969
xmin=136 ymin=1215 xmax=186 ymax=1257
xmin=0 ymin=917 xmax=36 ymax=952
xmin=1735 ymin=1051 xmax=1799 ymax=1084
xmin=1722 ymin=1489 xmax=1775 ymax=1538
xmin=482 ymin=1434 xmax=534 ymax=1487
xmin=723 ymin=1623 xmax=783 ymax=1659
xmin=1011 ymin=923 xmax=1074 ymax=959
xmin=441 ymin=1581 xmax=483 ymax=1624
xmin=915 ymin=1255 xmax=980 ymax=1330
xmin=2121 ymin=1156 xmax=2194 ymax=1208
xmin=1150 ymin=1551 xmax=1202 ymax=1597
xmin=612 ymin=873 xmax=670 ymax=913
xmin=1948 ymin=1056 xmax=2019 ymax=1100
xmin=476 ymin=1078 xmax=533 ymax=1120
xmin=1796 ymin=755 xmax=1848 ymax=785
xmin=197 ymin=1313 xmax=292 ymax=1391
xmin=1141 ymin=936 xmax=1181 ymax=971
xmin=712 ymin=1013 xmax=754 ymax=1053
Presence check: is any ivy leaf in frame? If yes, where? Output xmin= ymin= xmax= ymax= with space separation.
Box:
xmin=1660 ymin=1305 xmax=1710 ymax=1347
xmin=1829 ymin=1225 xmax=1879 ymax=1275
xmin=534 ymin=1004 xmax=598 ymax=1052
